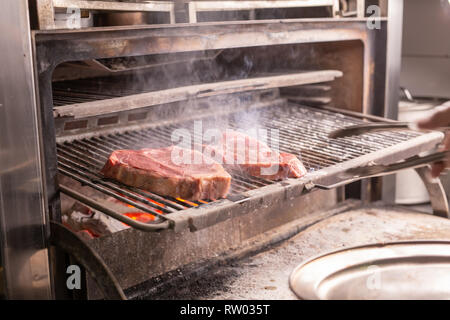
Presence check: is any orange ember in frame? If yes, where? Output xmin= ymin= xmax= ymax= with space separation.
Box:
xmin=145 ymin=197 xmax=165 ymax=208
xmin=81 ymin=229 xmax=99 ymax=238
xmin=115 ymin=193 xmax=165 ymax=209
xmin=123 ymin=212 xmax=155 ymax=223
xmin=123 ymin=202 xmax=162 ymax=214
xmin=176 ymin=198 xmax=198 ymax=207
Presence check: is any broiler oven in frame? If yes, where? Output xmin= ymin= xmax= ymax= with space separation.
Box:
xmin=1 ymin=0 xmax=448 ymax=300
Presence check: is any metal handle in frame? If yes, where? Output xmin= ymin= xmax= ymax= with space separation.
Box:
xmin=328 ymin=122 xmax=411 ymax=138
xmin=346 ymin=150 xmax=450 ymax=177
xmin=312 ymin=150 xmax=450 ymax=190
xmin=328 ymin=122 xmax=450 ymax=139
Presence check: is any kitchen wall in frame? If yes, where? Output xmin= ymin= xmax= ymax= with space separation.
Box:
xmin=401 ymin=0 xmax=450 ymax=99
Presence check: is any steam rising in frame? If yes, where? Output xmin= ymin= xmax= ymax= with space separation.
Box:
xmin=98 ymin=43 xmax=317 ymax=169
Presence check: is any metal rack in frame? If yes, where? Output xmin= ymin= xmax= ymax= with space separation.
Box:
xmin=36 ymin=0 xmax=344 ymax=30
xmin=187 ymin=0 xmax=340 ymax=23
xmin=57 ymin=103 xmax=441 ymax=232
xmin=35 ymin=0 xmax=389 ymax=29
xmin=52 ymin=70 xmax=343 ymax=119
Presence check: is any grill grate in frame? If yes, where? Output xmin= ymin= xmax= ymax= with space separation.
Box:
xmin=57 ymin=104 xmax=422 ymax=224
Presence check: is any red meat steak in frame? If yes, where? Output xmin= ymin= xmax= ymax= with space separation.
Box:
xmin=203 ymin=130 xmax=307 ymax=180
xmin=101 ymin=146 xmax=231 ymax=201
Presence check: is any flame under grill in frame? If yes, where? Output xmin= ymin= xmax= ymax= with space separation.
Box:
xmin=57 ymin=103 xmax=423 ymax=226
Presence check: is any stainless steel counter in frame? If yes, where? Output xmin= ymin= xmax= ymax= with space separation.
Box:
xmin=141 ymin=205 xmax=450 ymax=300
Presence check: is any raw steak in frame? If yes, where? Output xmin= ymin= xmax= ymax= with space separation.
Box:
xmin=203 ymin=130 xmax=307 ymax=180
xmin=101 ymin=146 xmax=231 ymax=201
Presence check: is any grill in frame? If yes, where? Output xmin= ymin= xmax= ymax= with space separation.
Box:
xmin=4 ymin=7 xmax=447 ymax=300
xmin=57 ymin=102 xmax=441 ymax=232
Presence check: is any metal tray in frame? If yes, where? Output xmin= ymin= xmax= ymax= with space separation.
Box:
xmin=290 ymin=240 xmax=450 ymax=300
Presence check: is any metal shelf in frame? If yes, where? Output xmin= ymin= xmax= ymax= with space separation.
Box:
xmin=187 ymin=0 xmax=340 ymax=23
xmin=37 ymin=0 xmax=176 ymax=30
xmin=53 ymin=70 xmax=343 ymax=119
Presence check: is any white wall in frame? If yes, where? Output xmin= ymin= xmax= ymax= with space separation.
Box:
xmin=401 ymin=0 xmax=450 ymax=98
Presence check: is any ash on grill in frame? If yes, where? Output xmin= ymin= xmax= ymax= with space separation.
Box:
xmin=63 ymin=202 xmax=128 ymax=239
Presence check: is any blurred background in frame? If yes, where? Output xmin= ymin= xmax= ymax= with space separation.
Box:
xmin=396 ymin=0 xmax=450 ymax=206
